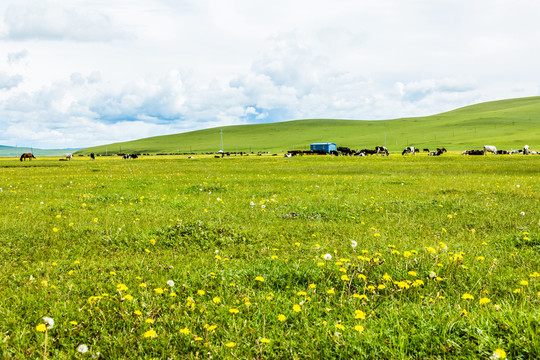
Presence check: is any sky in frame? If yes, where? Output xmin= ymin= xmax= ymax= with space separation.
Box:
xmin=1 ymin=0 xmax=540 ymax=149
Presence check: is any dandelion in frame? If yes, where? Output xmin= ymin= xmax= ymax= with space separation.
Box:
xmin=462 ymin=293 xmax=474 ymax=300
xmin=69 ymin=321 xmax=78 ymax=325
xmin=354 ymin=325 xmax=364 ymax=332
xmin=490 ymin=348 xmax=506 ymax=359
xmin=36 ymin=324 xmax=47 ymax=332
xmin=117 ymin=283 xmax=128 ymax=291
xmin=150 ymin=238 xmax=156 ymax=246
xmin=293 ymin=304 xmax=302 ymax=313
xmin=42 ymin=317 xmax=54 ymax=329
xmin=520 ymin=211 xmax=525 ymax=216
xmin=197 ymin=290 xmax=205 ymax=295
xmin=213 ymin=297 xmax=221 ymax=304
xmin=225 ymin=342 xmax=236 ymax=348
xmin=278 ymin=314 xmax=287 ymax=322
xmin=134 ymin=310 xmax=142 ymax=316
xmin=403 ymin=251 xmax=411 ymax=258
xmin=229 ymin=308 xmax=239 ymax=314
xmin=179 ymin=328 xmax=190 ymax=335
xmin=309 ymin=284 xmax=316 ymax=289
xmin=166 ymin=280 xmax=174 ymax=287
xmin=255 ymin=276 xmax=265 ymax=282
xmin=324 ymin=254 xmax=332 ymax=261
xmin=335 ymin=324 xmax=345 ymax=330
xmin=154 ymin=288 xmax=164 ymax=294
xmin=327 ymin=289 xmax=335 ymax=294
xmin=260 ymin=338 xmax=271 ymax=344
xmin=297 ymin=291 xmax=307 ymax=296
xmin=429 ymin=271 xmax=437 ymax=278
xmin=479 ymin=297 xmax=491 ymax=305
xmin=77 ymin=344 xmax=88 ymax=354
xmin=408 ymin=271 xmax=417 ymax=277
xmin=382 ymin=273 xmax=392 ymax=281
xmin=354 ymin=310 xmax=366 ymax=319
xmin=341 ymin=274 xmax=350 ymax=281
xmin=124 ymin=294 xmax=134 ymax=301
xmin=351 ymin=240 xmax=358 ymax=248
xmin=520 ymin=280 xmax=528 ymax=286
xmin=143 ymin=329 xmax=157 ymax=339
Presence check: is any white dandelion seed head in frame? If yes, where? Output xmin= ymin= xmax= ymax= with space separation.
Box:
xmin=516 ymin=184 xmax=520 ymax=188
xmin=261 ymin=205 xmax=266 ymax=208
xmin=43 ymin=316 xmax=54 ymax=329
xmin=520 ymin=211 xmax=525 ymax=215
xmin=351 ymin=241 xmax=358 ymax=248
xmin=166 ymin=280 xmax=175 ymax=287
xmin=324 ymin=254 xmax=332 ymax=261
xmin=250 ymin=201 xmax=255 ymax=206
xmin=429 ymin=271 xmax=436 ymax=278
xmin=77 ymin=344 xmax=89 ymax=353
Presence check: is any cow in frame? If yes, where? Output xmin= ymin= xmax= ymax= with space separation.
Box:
xmin=483 ymin=145 xmax=497 ymax=155
xmin=423 ymin=148 xmax=430 ymax=152
xmin=65 ymin=153 xmax=73 ymax=161
xmin=428 ymin=151 xmax=442 ymax=156
xmin=359 ymin=149 xmax=377 ymax=156
xmin=375 ymin=146 xmax=389 ymax=156
xmin=402 ymin=147 xmax=419 ymax=155
xmin=90 ymin=153 xmax=95 ymax=160
xmin=509 ymin=149 xmax=522 ymax=154
xmin=436 ymin=148 xmax=447 ymax=153
xmin=123 ymin=154 xmax=139 ymax=159
xmin=462 ymin=150 xmax=484 ymax=155
xmin=496 ymin=150 xmax=509 ymax=155
xmin=524 ymin=145 xmax=530 ymax=155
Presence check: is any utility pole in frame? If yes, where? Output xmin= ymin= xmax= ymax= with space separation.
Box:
xmin=220 ymin=129 xmax=223 ymax=152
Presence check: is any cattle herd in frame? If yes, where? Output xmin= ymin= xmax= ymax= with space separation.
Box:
xmin=286 ymin=144 xmax=538 ymax=157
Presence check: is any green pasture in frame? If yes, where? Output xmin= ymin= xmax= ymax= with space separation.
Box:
xmin=76 ymin=97 xmax=540 ymax=156
xmin=1 ymin=154 xmax=539 ymax=359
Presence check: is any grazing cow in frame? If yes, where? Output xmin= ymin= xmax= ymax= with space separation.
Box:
xmin=496 ymin=150 xmax=509 ymax=155
xmin=401 ymin=146 xmax=419 ymax=155
xmin=65 ymin=153 xmax=73 ymax=161
xmin=436 ymin=147 xmax=447 ymax=153
xmin=375 ymin=146 xmax=389 ymax=156
xmin=90 ymin=153 xmax=95 ymax=160
xmin=524 ymin=144 xmax=530 ymax=155
xmin=423 ymin=148 xmax=430 ymax=152
xmin=483 ymin=145 xmax=497 ymax=155
xmin=123 ymin=154 xmax=139 ymax=159
xmin=359 ymin=149 xmax=377 ymax=156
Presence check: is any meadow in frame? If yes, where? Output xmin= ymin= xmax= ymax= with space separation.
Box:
xmin=1 ymin=154 xmax=539 ymax=359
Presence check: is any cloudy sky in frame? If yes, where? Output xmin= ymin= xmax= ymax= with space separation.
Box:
xmin=1 ymin=0 xmax=539 ymax=148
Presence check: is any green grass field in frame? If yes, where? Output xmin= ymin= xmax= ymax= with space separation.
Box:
xmin=76 ymin=97 xmax=540 ymax=156
xmin=1 ymin=154 xmax=539 ymax=359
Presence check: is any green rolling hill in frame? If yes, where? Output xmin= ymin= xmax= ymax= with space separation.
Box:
xmin=76 ymin=97 xmax=540 ymax=155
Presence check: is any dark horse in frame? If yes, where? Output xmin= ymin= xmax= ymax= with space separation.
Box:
xmin=20 ymin=153 xmax=36 ymax=161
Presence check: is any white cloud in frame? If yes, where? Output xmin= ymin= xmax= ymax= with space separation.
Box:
xmin=2 ymin=1 xmax=127 ymax=41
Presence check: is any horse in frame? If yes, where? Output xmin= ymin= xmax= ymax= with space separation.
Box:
xmin=483 ymin=145 xmax=497 ymax=155
xmin=20 ymin=153 xmax=36 ymax=161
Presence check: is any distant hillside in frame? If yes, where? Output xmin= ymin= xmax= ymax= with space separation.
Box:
xmin=0 ymin=146 xmax=80 ymax=157
xmin=76 ymin=97 xmax=540 ymax=155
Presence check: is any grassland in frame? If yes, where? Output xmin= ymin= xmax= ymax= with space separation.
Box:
xmin=1 ymin=154 xmax=539 ymax=359
xmin=76 ymin=97 xmax=540 ymax=156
